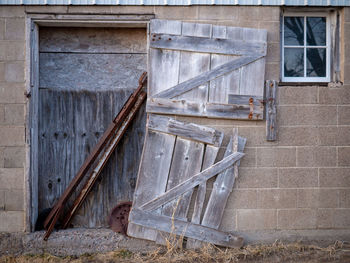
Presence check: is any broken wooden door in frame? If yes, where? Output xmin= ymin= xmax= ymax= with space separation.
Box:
xmin=38 ymin=27 xmax=147 ymax=227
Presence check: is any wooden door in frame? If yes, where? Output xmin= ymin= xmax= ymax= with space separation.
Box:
xmin=38 ymin=27 xmax=147 ymax=227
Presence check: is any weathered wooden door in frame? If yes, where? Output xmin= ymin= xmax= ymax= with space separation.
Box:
xmin=38 ymin=27 xmax=147 ymax=227
xmin=128 ymin=19 xmax=267 ymax=248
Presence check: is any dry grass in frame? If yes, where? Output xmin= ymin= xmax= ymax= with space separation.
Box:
xmin=1 ymin=240 xmax=349 ymax=263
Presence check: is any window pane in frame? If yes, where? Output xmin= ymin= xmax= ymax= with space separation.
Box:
xmin=307 ymin=48 xmax=326 ymax=77
xmin=284 ymin=48 xmax=304 ymax=77
xmin=284 ymin=17 xmax=304 ymax=46
xmin=306 ymin=17 xmax=326 ymax=46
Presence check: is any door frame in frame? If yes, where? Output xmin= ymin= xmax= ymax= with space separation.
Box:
xmin=25 ymin=13 xmax=154 ymax=231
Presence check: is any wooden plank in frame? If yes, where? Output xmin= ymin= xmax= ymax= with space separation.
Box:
xmin=150 ymin=34 xmax=266 ymax=56
xmin=228 ymin=94 xmax=264 ymax=106
xmin=155 ymin=138 xmax=204 ymax=244
xmin=130 ymin=209 xmax=244 ymax=248
xmin=153 ymin=55 xmax=262 ymax=99
xmin=140 ymin=151 xmax=245 ymax=212
xmin=186 ymin=145 xmax=220 ymax=249
xmin=201 ymin=132 xmax=246 ymax=230
xmin=150 ymin=19 xmax=182 ymax=35
xmin=182 ymin=22 xmax=212 ymax=38
xmin=146 ymin=98 xmax=264 ymax=120
xmin=39 ymin=27 xmax=147 ymax=53
xmin=266 ymin=80 xmax=277 ymax=141
xmin=239 ymin=28 xmax=267 ymax=97
xmin=61 ymin=92 xmax=147 ymax=229
xmin=147 ymin=113 xmax=223 ymax=147
xmin=127 ymin=130 xmax=176 ymax=241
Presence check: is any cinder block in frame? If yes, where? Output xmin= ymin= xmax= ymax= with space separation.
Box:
xmin=265 ymin=62 xmax=279 ymax=81
xmin=333 ymin=209 xmax=350 ymax=228
xmin=296 ymin=106 xmax=337 ymax=126
xmin=344 ymin=65 xmax=350 ymax=85
xmin=0 ymin=190 xmax=4 ymax=210
xmin=4 ymin=146 xmax=25 ymax=168
xmin=265 ymin=42 xmax=280 ymax=63
xmin=318 ymin=127 xmax=350 ymax=146
xmin=0 ymin=104 xmax=4 ymax=124
xmin=0 ymin=211 xmax=24 ymax=232
xmin=0 ymin=41 xmax=25 ymax=61
xmin=278 ymin=127 xmax=319 ymax=146
xmin=4 ymin=189 xmax=23 ymax=211
xmin=5 ymin=18 xmax=25 ymax=41
xmin=296 ymin=147 xmax=336 ymax=167
xmin=5 ymin=62 xmax=24 ymax=83
xmin=155 ymin=6 xmax=198 ymax=20
xmin=25 ymin=6 xmax=68 ymax=13
xmin=278 ymin=86 xmax=318 ymax=105
xmin=238 ymin=126 xmax=277 ymax=147
xmin=0 ymin=83 xmax=25 ymax=104
xmin=338 ymin=147 xmax=350 ymax=166
xmin=319 ymin=86 xmax=350 ymax=105
xmin=226 ymin=189 xmax=257 ymax=209
xmin=0 ymin=127 xmax=24 ymax=146
xmin=257 ymin=7 xmax=280 ymax=22
xmin=278 ymin=209 xmax=317 ymax=230
xmin=236 ymin=6 xmax=260 ymax=22
xmin=345 ymin=8 xmax=350 ymax=22
xmin=198 ymin=6 xmax=239 ymax=20
xmin=0 ymin=62 xmax=5 ymax=82
xmin=4 ymin=104 xmax=25 ymax=125
xmin=0 ymin=147 xmax=4 ymax=167
xmin=220 ymin=209 xmax=236 ymax=232
xmin=338 ymin=106 xmax=350 ymax=125
xmin=278 ymin=168 xmax=318 ymax=188
xmin=320 ymin=168 xmax=350 ymax=187
xmin=240 ymin=147 xmax=256 ymax=167
xmin=317 ymin=209 xmax=333 ymax=228
xmin=0 ymin=7 xmax=25 ymax=18
xmin=67 ymin=6 xmax=111 ymax=14
xmin=277 ymin=106 xmax=298 ymax=126
xmin=259 ymin=21 xmax=280 ymax=42
xmin=257 ymin=189 xmax=297 ymax=209
xmin=0 ymin=19 xmax=5 ymax=40
xmin=236 ymin=168 xmax=277 ymax=188
xmin=340 ymin=189 xmax=350 ymax=208
xmin=257 ymin=147 xmax=296 ymax=167
xmin=0 ymin=168 xmax=24 ymax=190
xmin=237 ymin=209 xmax=276 ymax=230
xmin=297 ymin=189 xmax=339 ymax=209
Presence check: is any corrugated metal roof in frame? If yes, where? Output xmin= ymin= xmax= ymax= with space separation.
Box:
xmin=0 ymin=0 xmax=349 ymax=6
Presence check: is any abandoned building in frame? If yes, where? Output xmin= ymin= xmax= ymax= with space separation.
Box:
xmin=0 ymin=0 xmax=349 ymax=252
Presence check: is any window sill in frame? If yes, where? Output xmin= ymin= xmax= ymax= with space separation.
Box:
xmin=278 ymin=82 xmax=329 ymax=86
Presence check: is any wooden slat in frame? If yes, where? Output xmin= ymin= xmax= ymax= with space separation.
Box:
xmin=147 ymin=98 xmax=264 ymax=120
xmin=127 ymin=130 xmax=176 ymax=241
xmin=228 ymin=94 xmax=264 ymax=106
xmin=153 ymin=55 xmax=262 ymax=99
xmin=130 ymin=209 xmax=244 ymax=248
xmin=147 ymin=114 xmax=223 ymax=147
xmin=266 ymin=80 xmax=277 ymax=141
xmin=140 ymin=151 xmax=245 ymax=212
xmin=150 ymin=34 xmax=266 ymax=56
xmin=201 ymin=132 xmax=246 ymax=230
xmin=186 ymin=145 xmax=220 ymax=249
xmin=155 ymin=138 xmax=204 ymax=245
xmin=150 ymin=19 xmax=182 ymax=35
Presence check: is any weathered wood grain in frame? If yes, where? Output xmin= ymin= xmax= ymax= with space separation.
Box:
xmin=140 ymin=151 xmax=245 ymax=212
xmin=130 ymin=209 xmax=244 ymax=248
xmin=153 ymin=55 xmax=262 ymax=99
xmin=146 ymin=98 xmax=264 ymax=120
xmin=150 ymin=19 xmax=182 ymax=35
xmin=147 ymin=114 xmax=223 ymax=147
xmin=228 ymin=94 xmax=264 ymax=106
xmin=127 ymin=130 xmax=176 ymax=241
xmin=39 ymin=27 xmax=147 ymax=53
xmin=150 ymin=34 xmax=266 ymax=56
xmin=265 ymin=80 xmax=277 ymax=141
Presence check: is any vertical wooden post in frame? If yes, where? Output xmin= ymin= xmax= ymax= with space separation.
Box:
xmin=265 ymin=80 xmax=277 ymax=141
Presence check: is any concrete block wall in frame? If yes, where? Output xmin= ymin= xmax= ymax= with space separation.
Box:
xmin=0 ymin=6 xmax=26 ymax=232
xmin=0 ymin=5 xmax=348 ymax=238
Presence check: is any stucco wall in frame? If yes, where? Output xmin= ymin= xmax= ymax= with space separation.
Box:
xmin=0 ymin=5 xmax=349 ymax=240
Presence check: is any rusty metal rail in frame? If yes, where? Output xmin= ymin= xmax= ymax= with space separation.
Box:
xmin=43 ymin=72 xmax=147 ymax=240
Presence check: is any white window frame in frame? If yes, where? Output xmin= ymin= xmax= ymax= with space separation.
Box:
xmin=282 ymin=12 xmax=331 ymax=83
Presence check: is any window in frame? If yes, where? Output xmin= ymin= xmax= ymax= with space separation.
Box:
xmin=282 ymin=13 xmax=330 ymax=82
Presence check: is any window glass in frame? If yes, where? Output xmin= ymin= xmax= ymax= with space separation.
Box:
xmin=284 ymin=48 xmax=304 ymax=77
xmin=284 ymin=17 xmax=304 ymax=46
xmin=306 ymin=17 xmax=326 ymax=46
xmin=306 ymin=48 xmax=326 ymax=77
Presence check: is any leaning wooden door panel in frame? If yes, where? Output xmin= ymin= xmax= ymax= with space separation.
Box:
xmin=147 ymin=19 xmax=267 ymax=120
xmin=38 ymin=27 xmax=147 ymax=227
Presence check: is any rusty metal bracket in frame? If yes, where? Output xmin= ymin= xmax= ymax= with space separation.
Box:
xmin=108 ymin=201 xmax=132 ymax=235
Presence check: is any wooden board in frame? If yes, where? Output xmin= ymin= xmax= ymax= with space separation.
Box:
xmin=266 ymin=80 xmax=277 ymax=141
xmin=38 ymin=27 xmax=147 ymax=228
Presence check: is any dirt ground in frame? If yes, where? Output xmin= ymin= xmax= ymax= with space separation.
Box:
xmin=1 ymin=240 xmax=349 ymax=263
